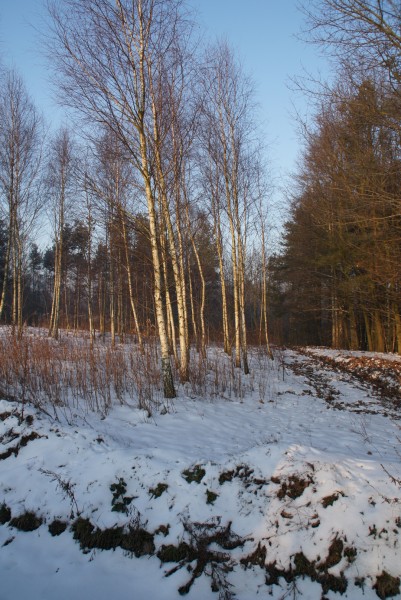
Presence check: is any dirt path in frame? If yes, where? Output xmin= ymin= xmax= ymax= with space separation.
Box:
xmin=285 ymin=348 xmax=401 ymax=420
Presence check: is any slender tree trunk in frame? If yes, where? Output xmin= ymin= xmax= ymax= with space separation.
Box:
xmin=260 ymin=218 xmax=273 ymax=359
xmin=0 ymin=224 xmax=12 ymax=321
xmin=363 ymin=310 xmax=373 ymax=351
xmin=349 ymin=306 xmax=359 ymax=350
xmin=191 ymin=235 xmax=206 ymax=359
xmin=237 ymin=236 xmax=249 ymax=374
xmin=49 ymin=235 xmax=63 ymax=339
xmin=48 ymin=246 xmax=56 ymax=335
xmin=393 ymin=305 xmax=401 ymax=354
xmin=160 ymin=226 xmax=178 ymax=362
xmin=212 ymin=197 xmax=230 ymax=354
xmin=188 ymin=266 xmax=198 ymax=348
xmin=17 ymin=240 xmax=23 ymax=339
xmin=48 ymin=141 xmax=68 ymax=340
xmin=98 ymin=271 xmax=105 ymax=338
xmin=109 ymin=232 xmax=115 ymax=347
xmin=87 ymin=196 xmax=95 ymax=345
xmin=373 ymin=308 xmax=385 ymax=352
xmin=224 ymin=186 xmax=241 ymax=368
xmin=220 ymin=119 xmax=241 ymax=368
xmin=139 ymin=126 xmax=175 ymax=398
xmin=11 ymin=232 xmax=17 ymax=333
xmin=120 ymin=208 xmax=143 ymax=350
xmin=135 ymin=11 xmax=175 ymax=397
xmin=74 ymin=270 xmax=80 ymax=332
xmin=175 ymin=187 xmax=190 ymax=369
xmin=117 ymin=249 xmax=124 ymax=340
xmin=152 ymin=114 xmax=189 ymax=382
xmin=331 ymin=288 xmax=340 ymax=348
xmin=64 ymin=275 xmax=70 ymax=331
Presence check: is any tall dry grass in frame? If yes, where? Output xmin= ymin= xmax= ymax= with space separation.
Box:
xmin=0 ymin=327 xmax=276 ymax=418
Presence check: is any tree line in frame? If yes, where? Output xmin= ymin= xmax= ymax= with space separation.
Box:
xmin=271 ymin=0 xmax=401 ymax=353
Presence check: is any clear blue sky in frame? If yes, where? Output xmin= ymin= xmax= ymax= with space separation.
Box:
xmin=190 ymin=0 xmax=326 ymax=177
xmin=0 ymin=0 xmax=329 ymax=195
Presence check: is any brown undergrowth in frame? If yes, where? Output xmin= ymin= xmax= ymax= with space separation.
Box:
xmin=303 ymin=349 xmax=401 ymax=406
xmin=0 ymin=328 xmax=275 ymax=417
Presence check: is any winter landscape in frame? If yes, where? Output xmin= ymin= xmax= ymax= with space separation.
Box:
xmin=1 ymin=0 xmax=401 ymax=598
xmin=1 ymin=329 xmax=400 ymax=600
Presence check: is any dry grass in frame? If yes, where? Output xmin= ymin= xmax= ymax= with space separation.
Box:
xmin=0 ymin=327 xmax=276 ymax=418
xmin=0 ymin=328 xmax=139 ymax=418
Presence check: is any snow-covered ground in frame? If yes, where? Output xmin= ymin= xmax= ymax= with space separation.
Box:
xmin=0 ymin=340 xmax=400 ymax=599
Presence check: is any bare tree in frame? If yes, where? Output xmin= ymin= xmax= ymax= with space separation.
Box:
xmin=257 ymin=165 xmax=274 ymax=359
xmin=199 ymin=41 xmax=257 ymax=373
xmin=46 ymin=127 xmax=76 ymax=340
xmin=0 ymin=69 xmax=44 ymax=335
xmin=89 ymin=128 xmax=143 ymax=350
xmin=47 ymin=0 xmax=198 ymax=397
xmin=305 ymin=0 xmax=401 ymax=85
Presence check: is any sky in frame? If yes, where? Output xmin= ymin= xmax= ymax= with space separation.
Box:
xmin=0 ymin=0 xmax=330 ymax=209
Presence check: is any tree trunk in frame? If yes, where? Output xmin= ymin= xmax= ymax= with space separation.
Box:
xmin=372 ymin=309 xmax=385 ymax=352
xmin=160 ymin=226 xmax=178 ymax=362
xmin=213 ymin=207 xmax=230 ymax=354
xmin=152 ymin=102 xmax=189 ymax=383
xmin=348 ymin=306 xmax=359 ymax=350
xmin=139 ymin=125 xmax=175 ymax=398
xmin=393 ymin=305 xmax=401 ymax=354
xmin=109 ymin=232 xmax=115 ymax=347
xmin=0 ymin=222 xmax=12 ymax=321
xmin=120 ymin=208 xmax=143 ymax=350
xmin=363 ymin=310 xmax=373 ymax=351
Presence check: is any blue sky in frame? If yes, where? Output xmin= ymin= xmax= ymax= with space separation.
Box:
xmin=190 ymin=0 xmax=328 ymax=179
xmin=0 ymin=0 xmax=329 ymax=194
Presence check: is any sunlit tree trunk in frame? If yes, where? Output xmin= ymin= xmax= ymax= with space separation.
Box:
xmin=190 ymin=231 xmax=206 ymax=358
xmin=394 ymin=306 xmax=401 ymax=354
xmin=48 ymin=129 xmax=74 ymax=341
xmin=159 ymin=223 xmax=178 ymax=363
xmin=151 ymin=100 xmax=189 ymax=382
xmin=119 ymin=207 xmax=143 ymax=350
xmin=258 ymin=195 xmax=274 ymax=359
xmin=210 ymin=185 xmax=230 ymax=354
xmin=0 ymin=223 xmax=12 ymax=321
xmin=108 ymin=225 xmax=116 ymax=347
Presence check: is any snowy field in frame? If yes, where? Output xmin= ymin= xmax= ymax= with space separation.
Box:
xmin=0 ymin=334 xmax=400 ymax=600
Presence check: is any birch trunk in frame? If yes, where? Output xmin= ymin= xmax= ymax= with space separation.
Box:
xmin=120 ymin=208 xmax=143 ymax=350
xmin=190 ymin=234 xmax=206 ymax=359
xmin=260 ymin=214 xmax=273 ymax=359
xmin=139 ymin=126 xmax=175 ymax=397
xmin=0 ymin=221 xmax=12 ymax=320
xmin=151 ymin=100 xmax=189 ymax=383
xmin=159 ymin=222 xmax=178 ymax=362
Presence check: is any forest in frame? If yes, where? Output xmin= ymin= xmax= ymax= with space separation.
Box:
xmin=0 ymin=0 xmax=400 ymax=400
xmin=1 ymin=4 xmax=401 ymax=599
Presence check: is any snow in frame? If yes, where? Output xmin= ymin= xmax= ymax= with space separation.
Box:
xmin=1 ymin=339 xmax=400 ymax=599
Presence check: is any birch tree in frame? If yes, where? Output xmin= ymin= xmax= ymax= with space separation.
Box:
xmin=48 ymin=0 xmax=196 ymax=397
xmin=47 ymin=127 xmax=76 ymax=340
xmin=91 ymin=129 xmax=143 ymax=349
xmin=200 ymin=41 xmax=257 ymax=373
xmin=0 ymin=69 xmax=43 ymax=335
